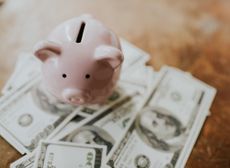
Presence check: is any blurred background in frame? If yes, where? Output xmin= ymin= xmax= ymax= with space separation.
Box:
xmin=0 ymin=0 xmax=229 ymax=167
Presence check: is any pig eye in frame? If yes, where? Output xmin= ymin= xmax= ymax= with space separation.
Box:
xmin=85 ymin=74 xmax=90 ymax=79
xmin=62 ymin=74 xmax=67 ymax=78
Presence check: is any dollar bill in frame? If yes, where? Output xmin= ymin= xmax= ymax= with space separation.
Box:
xmin=33 ymin=141 xmax=107 ymax=168
xmin=107 ymin=66 xmax=216 ymax=168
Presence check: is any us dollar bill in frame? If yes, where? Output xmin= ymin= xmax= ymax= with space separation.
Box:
xmin=33 ymin=141 xmax=107 ymax=168
xmin=107 ymin=66 xmax=216 ymax=168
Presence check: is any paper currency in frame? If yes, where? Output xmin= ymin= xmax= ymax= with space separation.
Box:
xmin=106 ymin=66 xmax=216 ymax=168
xmin=33 ymin=141 xmax=106 ymax=168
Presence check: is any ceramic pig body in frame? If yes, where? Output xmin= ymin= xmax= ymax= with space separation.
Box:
xmin=34 ymin=14 xmax=123 ymax=105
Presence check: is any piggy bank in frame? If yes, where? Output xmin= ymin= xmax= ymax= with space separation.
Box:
xmin=34 ymin=14 xmax=123 ymax=105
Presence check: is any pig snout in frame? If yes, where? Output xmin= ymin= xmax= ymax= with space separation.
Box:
xmin=62 ymin=88 xmax=90 ymax=104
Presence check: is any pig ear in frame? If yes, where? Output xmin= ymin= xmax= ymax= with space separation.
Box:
xmin=94 ymin=45 xmax=124 ymax=69
xmin=33 ymin=41 xmax=61 ymax=62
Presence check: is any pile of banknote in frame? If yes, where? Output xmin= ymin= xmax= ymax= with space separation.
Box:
xmin=0 ymin=39 xmax=216 ymax=168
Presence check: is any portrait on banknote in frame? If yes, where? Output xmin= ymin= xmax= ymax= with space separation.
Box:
xmin=136 ymin=106 xmax=186 ymax=152
xmin=65 ymin=126 xmax=115 ymax=153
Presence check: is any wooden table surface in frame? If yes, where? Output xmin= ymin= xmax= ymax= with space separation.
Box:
xmin=0 ymin=0 xmax=229 ymax=167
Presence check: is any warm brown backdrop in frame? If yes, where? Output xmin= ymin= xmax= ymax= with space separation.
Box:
xmin=0 ymin=0 xmax=229 ymax=167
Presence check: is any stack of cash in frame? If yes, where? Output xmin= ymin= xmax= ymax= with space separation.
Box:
xmin=0 ymin=39 xmax=216 ymax=168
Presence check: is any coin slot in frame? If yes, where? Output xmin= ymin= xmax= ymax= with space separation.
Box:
xmin=76 ymin=22 xmax=85 ymax=43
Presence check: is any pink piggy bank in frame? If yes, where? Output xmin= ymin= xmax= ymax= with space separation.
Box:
xmin=34 ymin=14 xmax=123 ymax=105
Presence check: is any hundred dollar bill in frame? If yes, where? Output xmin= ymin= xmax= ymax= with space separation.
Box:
xmin=33 ymin=141 xmax=107 ymax=168
xmin=107 ymin=66 xmax=216 ymax=168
